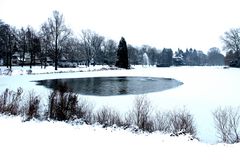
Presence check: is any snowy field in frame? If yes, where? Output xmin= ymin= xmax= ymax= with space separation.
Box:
xmin=0 ymin=65 xmax=240 ymax=158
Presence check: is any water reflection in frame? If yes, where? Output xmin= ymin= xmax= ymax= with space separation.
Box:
xmin=34 ymin=76 xmax=183 ymax=96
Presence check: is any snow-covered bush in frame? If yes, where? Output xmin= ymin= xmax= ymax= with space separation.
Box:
xmin=153 ymin=111 xmax=171 ymax=132
xmin=0 ymin=88 xmax=23 ymax=115
xmin=75 ymin=98 xmax=93 ymax=124
xmin=47 ymin=84 xmax=93 ymax=122
xmin=154 ymin=108 xmax=197 ymax=137
xmin=48 ymin=84 xmax=78 ymax=121
xmin=213 ymin=106 xmax=240 ymax=144
xmin=126 ymin=95 xmax=154 ymax=132
xmin=23 ymin=91 xmax=40 ymax=121
xmin=168 ymin=108 xmax=197 ymax=136
xmin=93 ymin=106 xmax=123 ymax=127
xmin=0 ymin=88 xmax=198 ymax=139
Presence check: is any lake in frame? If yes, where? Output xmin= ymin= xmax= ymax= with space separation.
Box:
xmin=34 ymin=76 xmax=183 ymax=96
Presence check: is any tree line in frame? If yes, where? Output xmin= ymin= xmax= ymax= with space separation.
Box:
xmin=1 ymin=10 xmax=239 ymax=70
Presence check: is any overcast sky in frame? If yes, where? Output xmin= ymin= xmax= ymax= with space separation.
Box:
xmin=1 ymin=0 xmax=240 ymax=53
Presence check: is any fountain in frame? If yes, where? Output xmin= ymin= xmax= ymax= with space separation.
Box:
xmin=143 ymin=53 xmax=149 ymax=66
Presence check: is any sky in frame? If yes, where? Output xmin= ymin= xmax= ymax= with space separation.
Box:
xmin=0 ymin=0 xmax=240 ymax=53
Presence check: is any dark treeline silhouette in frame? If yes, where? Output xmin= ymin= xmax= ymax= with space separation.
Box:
xmin=0 ymin=11 xmax=231 ymax=70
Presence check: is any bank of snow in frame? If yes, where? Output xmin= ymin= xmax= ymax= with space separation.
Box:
xmin=0 ymin=116 xmax=239 ymax=160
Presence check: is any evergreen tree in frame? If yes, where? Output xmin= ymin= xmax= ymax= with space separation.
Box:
xmin=115 ymin=37 xmax=129 ymax=69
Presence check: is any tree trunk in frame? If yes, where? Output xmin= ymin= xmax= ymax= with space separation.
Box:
xmin=55 ymin=34 xmax=58 ymax=70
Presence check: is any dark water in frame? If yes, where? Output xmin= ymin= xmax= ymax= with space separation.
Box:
xmin=34 ymin=76 xmax=183 ymax=96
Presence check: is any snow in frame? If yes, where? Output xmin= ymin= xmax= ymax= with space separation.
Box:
xmin=0 ymin=65 xmax=240 ymax=148
xmin=0 ymin=116 xmax=239 ymax=160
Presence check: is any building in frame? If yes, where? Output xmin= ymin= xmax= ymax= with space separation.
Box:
xmin=12 ymin=52 xmax=41 ymax=65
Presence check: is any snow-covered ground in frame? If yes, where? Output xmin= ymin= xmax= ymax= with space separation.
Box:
xmin=0 ymin=65 xmax=240 ymax=145
xmin=0 ymin=115 xmax=239 ymax=160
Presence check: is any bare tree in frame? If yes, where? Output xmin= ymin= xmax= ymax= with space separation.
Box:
xmin=80 ymin=29 xmax=104 ymax=66
xmin=25 ymin=27 xmax=41 ymax=68
xmin=61 ymin=37 xmax=80 ymax=63
xmin=128 ymin=44 xmax=139 ymax=65
xmin=102 ymin=39 xmax=117 ymax=65
xmin=17 ymin=27 xmax=27 ymax=67
xmin=221 ymin=28 xmax=240 ymax=53
xmin=213 ymin=107 xmax=240 ymax=143
xmin=0 ymin=23 xmax=17 ymax=69
xmin=221 ymin=28 xmax=240 ymax=67
xmin=80 ymin=29 xmax=92 ymax=66
xmin=39 ymin=22 xmax=53 ymax=68
xmin=47 ymin=10 xmax=71 ymax=70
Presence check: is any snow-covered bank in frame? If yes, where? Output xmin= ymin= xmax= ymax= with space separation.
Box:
xmin=0 ymin=116 xmax=239 ymax=160
xmin=0 ymin=65 xmax=240 ymax=144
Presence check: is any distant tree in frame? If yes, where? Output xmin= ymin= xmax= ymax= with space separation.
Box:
xmin=225 ymin=50 xmax=238 ymax=66
xmin=221 ymin=28 xmax=240 ymax=67
xmin=17 ymin=28 xmax=27 ymax=67
xmin=91 ymin=33 xmax=105 ymax=65
xmin=157 ymin=48 xmax=173 ymax=67
xmin=197 ymin=50 xmax=208 ymax=66
xmin=31 ymin=35 xmax=41 ymax=66
xmin=207 ymin=47 xmax=225 ymax=66
xmin=128 ymin=44 xmax=139 ymax=65
xmin=80 ymin=30 xmax=92 ymax=66
xmin=190 ymin=49 xmax=199 ymax=66
xmin=25 ymin=27 xmax=41 ymax=68
xmin=178 ymin=48 xmax=207 ymax=66
xmin=221 ymin=28 xmax=240 ymax=53
xmin=46 ymin=10 xmax=71 ymax=70
xmin=80 ymin=29 xmax=104 ymax=66
xmin=173 ymin=49 xmax=185 ymax=66
xmin=148 ymin=47 xmax=159 ymax=65
xmin=184 ymin=48 xmax=197 ymax=66
xmin=61 ymin=37 xmax=82 ymax=63
xmin=0 ymin=20 xmax=9 ymax=65
xmin=116 ymin=37 xmax=129 ymax=69
xmin=102 ymin=39 xmax=117 ymax=66
xmin=0 ymin=22 xmax=17 ymax=69
xmin=39 ymin=22 xmax=53 ymax=68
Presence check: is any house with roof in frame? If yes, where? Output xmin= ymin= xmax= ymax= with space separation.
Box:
xmin=12 ymin=52 xmax=41 ymax=65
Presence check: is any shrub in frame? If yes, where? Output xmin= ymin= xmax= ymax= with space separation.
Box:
xmin=153 ymin=111 xmax=171 ymax=133
xmin=23 ymin=91 xmax=41 ymax=121
xmin=94 ymin=106 xmax=123 ymax=127
xmin=48 ymin=84 xmax=94 ymax=122
xmin=48 ymin=84 xmax=78 ymax=121
xmin=0 ymin=88 xmax=23 ymax=115
xmin=75 ymin=98 xmax=94 ymax=124
xmin=213 ymin=106 xmax=240 ymax=144
xmin=168 ymin=108 xmax=197 ymax=137
xmin=126 ymin=95 xmax=154 ymax=132
xmin=154 ymin=108 xmax=197 ymax=137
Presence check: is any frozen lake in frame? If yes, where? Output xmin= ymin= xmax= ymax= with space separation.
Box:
xmin=34 ymin=76 xmax=183 ymax=96
xmin=0 ymin=66 xmax=240 ymax=143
